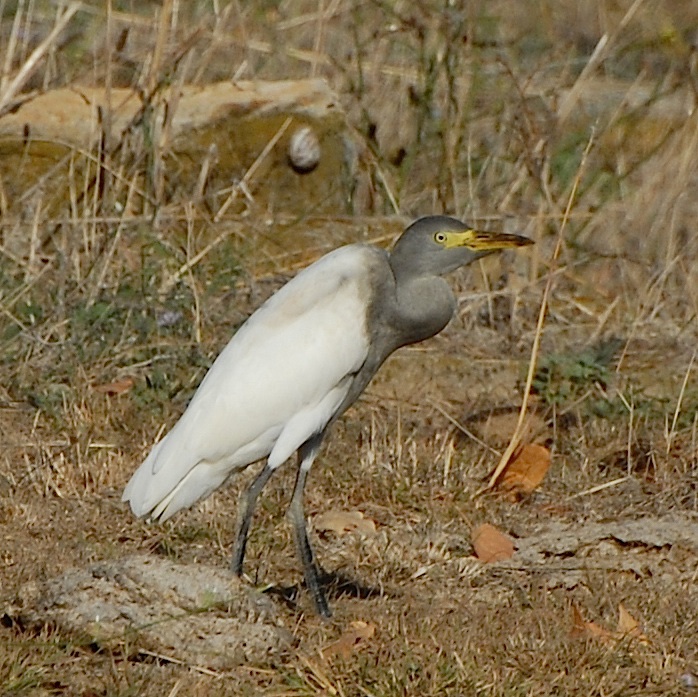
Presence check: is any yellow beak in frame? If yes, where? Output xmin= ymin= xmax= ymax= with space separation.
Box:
xmin=444 ymin=229 xmax=534 ymax=251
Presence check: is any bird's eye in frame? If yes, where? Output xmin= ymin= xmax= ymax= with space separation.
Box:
xmin=434 ymin=232 xmax=447 ymax=244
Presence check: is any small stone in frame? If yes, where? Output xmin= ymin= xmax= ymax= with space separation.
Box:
xmin=288 ymin=126 xmax=321 ymax=174
xmin=680 ymin=672 xmax=697 ymax=689
xmin=157 ymin=310 xmax=182 ymax=328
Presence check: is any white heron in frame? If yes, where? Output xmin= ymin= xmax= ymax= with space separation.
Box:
xmin=123 ymin=215 xmax=532 ymax=616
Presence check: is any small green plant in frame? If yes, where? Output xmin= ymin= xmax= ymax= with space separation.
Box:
xmin=530 ymin=338 xmax=622 ymax=409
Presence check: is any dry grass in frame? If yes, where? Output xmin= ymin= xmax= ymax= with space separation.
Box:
xmin=1 ymin=1 xmax=697 ymax=695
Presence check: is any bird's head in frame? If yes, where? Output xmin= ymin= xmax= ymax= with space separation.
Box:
xmin=389 ymin=215 xmax=533 ymax=279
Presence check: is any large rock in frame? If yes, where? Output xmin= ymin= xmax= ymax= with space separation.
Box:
xmin=5 ymin=555 xmax=292 ymax=669
xmin=0 ymin=79 xmax=356 ymax=216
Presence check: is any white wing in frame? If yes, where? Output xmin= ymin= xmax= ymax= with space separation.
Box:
xmin=123 ymin=245 xmax=377 ymax=521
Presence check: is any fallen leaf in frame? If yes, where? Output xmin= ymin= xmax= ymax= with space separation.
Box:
xmin=570 ymin=602 xmax=586 ymax=636
xmin=617 ymin=603 xmax=648 ymax=643
xmin=321 ymin=620 xmax=376 ymax=660
xmin=92 ymin=377 xmax=134 ymax=395
xmin=495 ymin=443 xmax=551 ymax=498
xmin=471 ymin=523 xmax=515 ymax=563
xmin=571 ymin=603 xmax=615 ymax=641
xmin=314 ymin=510 xmax=376 ymax=536
xmin=571 ymin=602 xmax=648 ymax=644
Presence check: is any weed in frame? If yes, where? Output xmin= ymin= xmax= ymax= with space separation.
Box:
xmin=530 ymin=338 xmax=621 ymax=410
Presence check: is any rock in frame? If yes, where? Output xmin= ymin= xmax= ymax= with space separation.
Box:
xmin=288 ymin=126 xmax=321 ymax=174
xmin=0 ymin=79 xmax=357 ymax=216
xmin=5 ymin=555 xmax=292 ymax=669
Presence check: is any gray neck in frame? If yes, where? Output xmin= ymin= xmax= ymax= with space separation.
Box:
xmin=392 ymin=274 xmax=455 ymax=347
xmin=326 ymin=251 xmax=455 ymax=432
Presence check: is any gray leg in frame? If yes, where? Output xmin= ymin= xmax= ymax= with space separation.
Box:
xmin=288 ymin=434 xmax=331 ymax=617
xmin=231 ymin=463 xmax=276 ymax=576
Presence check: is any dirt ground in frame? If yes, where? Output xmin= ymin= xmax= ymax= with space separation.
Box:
xmin=1 ymin=1 xmax=698 ymax=696
xmin=2 ymin=271 xmax=697 ymax=695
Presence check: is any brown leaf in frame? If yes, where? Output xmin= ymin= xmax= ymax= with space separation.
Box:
xmin=496 ymin=443 xmax=551 ymax=497
xmin=571 ymin=603 xmax=648 ymax=644
xmin=471 ymin=523 xmax=515 ymax=563
xmin=92 ymin=377 xmax=134 ymax=395
xmin=314 ymin=510 xmax=376 ymax=536
xmin=570 ymin=603 xmax=615 ymax=641
xmin=570 ymin=602 xmax=586 ymax=636
xmin=617 ymin=603 xmax=648 ymax=643
xmin=321 ymin=620 xmax=376 ymax=661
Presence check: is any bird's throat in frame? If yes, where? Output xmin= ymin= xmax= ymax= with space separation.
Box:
xmin=394 ymin=276 xmax=455 ymax=347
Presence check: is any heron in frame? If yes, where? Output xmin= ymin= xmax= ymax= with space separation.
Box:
xmin=123 ymin=215 xmax=533 ymax=617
